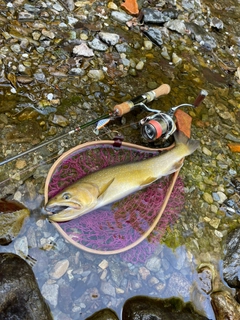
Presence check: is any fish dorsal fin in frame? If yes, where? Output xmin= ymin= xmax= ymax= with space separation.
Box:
xmin=140 ymin=177 xmax=158 ymax=187
xmin=98 ymin=178 xmax=115 ymax=198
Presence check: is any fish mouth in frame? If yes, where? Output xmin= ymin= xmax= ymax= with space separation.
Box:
xmin=45 ymin=202 xmax=85 ymax=222
xmin=45 ymin=205 xmax=71 ymax=215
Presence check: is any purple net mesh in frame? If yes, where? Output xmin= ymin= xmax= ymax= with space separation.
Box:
xmin=47 ymin=143 xmax=185 ymax=263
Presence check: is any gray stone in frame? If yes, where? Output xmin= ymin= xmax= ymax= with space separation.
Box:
xmin=42 ymin=282 xmax=59 ymax=308
xmin=100 ymin=281 xmax=116 ymax=297
xmin=122 ymin=296 xmax=208 ymax=319
xmin=142 ymin=27 xmax=163 ymax=46
xmin=165 ymin=20 xmax=187 ymax=34
xmin=146 ymin=256 xmax=161 ymax=272
xmin=111 ymin=11 xmax=132 ymax=24
xmin=99 ymin=32 xmax=120 ymax=46
xmin=85 ymin=308 xmax=119 ymax=320
xmin=0 ymin=253 xmax=53 ymax=320
xmin=88 ymin=38 xmax=108 ymax=51
xmin=223 ymin=227 xmax=240 ymax=288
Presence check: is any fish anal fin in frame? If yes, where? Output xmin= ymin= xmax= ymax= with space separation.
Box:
xmin=168 ymin=159 xmax=183 ymax=174
xmin=140 ymin=177 xmax=158 ymax=187
xmin=98 ymin=178 xmax=115 ymax=198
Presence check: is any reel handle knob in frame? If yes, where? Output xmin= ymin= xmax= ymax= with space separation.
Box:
xmin=113 ymin=84 xmax=171 ymax=116
xmin=193 ymin=89 xmax=208 ymax=107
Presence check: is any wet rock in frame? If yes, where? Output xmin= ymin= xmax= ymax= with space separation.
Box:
xmin=100 ymin=281 xmax=116 ymax=297
xmin=223 ymin=227 xmax=240 ymax=288
xmin=172 ymin=53 xmax=182 ymax=65
xmin=0 ymin=199 xmax=30 ymax=245
xmin=0 ymin=253 xmax=53 ymax=319
xmin=167 ymin=272 xmax=192 ymax=298
xmin=146 ymin=255 xmax=161 ymax=272
xmin=122 ymin=296 xmax=209 ymax=319
xmin=111 ymin=11 xmax=132 ymax=24
xmin=182 ymin=0 xmax=202 ymax=12
xmin=42 ymin=282 xmax=59 ymax=308
xmin=73 ymin=43 xmax=94 ymax=57
xmin=14 ymin=236 xmax=28 ymax=257
xmin=210 ymin=17 xmax=224 ymax=30
xmin=197 ymin=265 xmax=213 ymax=294
xmin=87 ymin=69 xmax=105 ymax=81
xmin=143 ymin=8 xmax=177 ymax=24
xmin=50 ymin=259 xmax=69 ymax=279
xmin=165 ymin=19 xmax=187 ymax=35
xmin=86 ymin=308 xmax=119 ymax=320
xmin=88 ymin=38 xmax=108 ymax=51
xmin=115 ymin=43 xmax=131 ymax=53
xmin=211 ymin=291 xmax=240 ymax=320
xmin=49 ymin=114 xmax=69 ymax=127
xmin=142 ymin=27 xmax=163 ymax=46
xmin=99 ymin=32 xmax=120 ymax=46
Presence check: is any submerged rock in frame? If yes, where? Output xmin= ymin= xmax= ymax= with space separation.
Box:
xmin=122 ymin=296 xmax=208 ymax=320
xmin=0 ymin=199 xmax=30 ymax=245
xmin=86 ymin=308 xmax=119 ymax=320
xmin=211 ymin=291 xmax=240 ymax=320
xmin=142 ymin=27 xmax=163 ymax=46
xmin=223 ymin=227 xmax=240 ymax=288
xmin=143 ymin=8 xmax=178 ymax=24
xmin=0 ymin=253 xmax=53 ymax=319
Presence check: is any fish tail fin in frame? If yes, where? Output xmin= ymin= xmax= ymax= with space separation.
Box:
xmin=174 ymin=130 xmax=200 ymax=155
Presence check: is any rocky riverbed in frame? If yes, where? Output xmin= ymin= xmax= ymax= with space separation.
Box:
xmin=0 ymin=0 xmax=239 ymax=319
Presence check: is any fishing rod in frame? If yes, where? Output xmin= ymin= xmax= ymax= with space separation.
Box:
xmin=0 ymin=113 xmax=110 ymax=166
xmin=0 ymin=84 xmax=170 ymax=166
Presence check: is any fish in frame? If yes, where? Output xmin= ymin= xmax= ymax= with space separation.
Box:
xmin=45 ymin=131 xmax=199 ymax=222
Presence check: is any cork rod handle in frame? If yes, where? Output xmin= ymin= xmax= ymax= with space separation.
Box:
xmin=113 ymin=84 xmax=171 ymax=117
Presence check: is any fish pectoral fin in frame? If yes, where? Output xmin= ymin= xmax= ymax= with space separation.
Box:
xmin=140 ymin=177 xmax=158 ymax=187
xmin=98 ymin=178 xmax=115 ymax=198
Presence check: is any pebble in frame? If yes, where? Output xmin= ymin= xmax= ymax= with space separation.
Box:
xmin=100 ymin=281 xmax=116 ymax=297
xmin=87 ymin=69 xmax=105 ymax=81
xmin=165 ymin=20 xmax=187 ymax=34
xmin=202 ymin=147 xmax=212 ymax=156
xmin=111 ymin=11 xmax=132 ymax=24
xmin=203 ymin=193 xmax=214 ymax=204
xmin=15 ymin=159 xmax=27 ymax=169
xmin=73 ymin=43 xmax=94 ymax=57
xmin=146 ymin=256 xmax=161 ymax=272
xmin=99 ymin=32 xmax=120 ymax=46
xmin=42 ymin=29 xmax=55 ymax=39
xmin=172 ymin=53 xmax=182 ymax=65
xmin=42 ymin=282 xmax=59 ymax=307
xmin=14 ymin=236 xmax=28 ymax=257
xmin=50 ymin=259 xmax=69 ymax=279
xmin=88 ymin=38 xmax=108 ymax=51
xmin=144 ymin=40 xmax=153 ymax=50
xmin=99 ymin=259 xmax=109 ymax=270
xmin=135 ymin=60 xmax=144 ymax=70
xmin=209 ymin=218 xmax=221 ymax=229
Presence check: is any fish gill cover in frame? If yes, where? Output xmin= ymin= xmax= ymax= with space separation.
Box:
xmin=47 ymin=144 xmax=184 ymax=263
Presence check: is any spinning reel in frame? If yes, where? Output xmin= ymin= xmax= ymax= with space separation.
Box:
xmin=109 ymin=84 xmax=208 ymax=142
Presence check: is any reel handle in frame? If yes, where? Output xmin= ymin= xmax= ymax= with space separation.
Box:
xmin=113 ymin=84 xmax=171 ymax=116
xmin=193 ymin=89 xmax=208 ymax=107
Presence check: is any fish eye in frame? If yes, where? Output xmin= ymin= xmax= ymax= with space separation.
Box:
xmin=62 ymin=193 xmax=71 ymax=200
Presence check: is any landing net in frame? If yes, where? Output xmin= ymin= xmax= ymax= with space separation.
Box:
xmin=45 ymin=141 xmax=184 ymax=262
